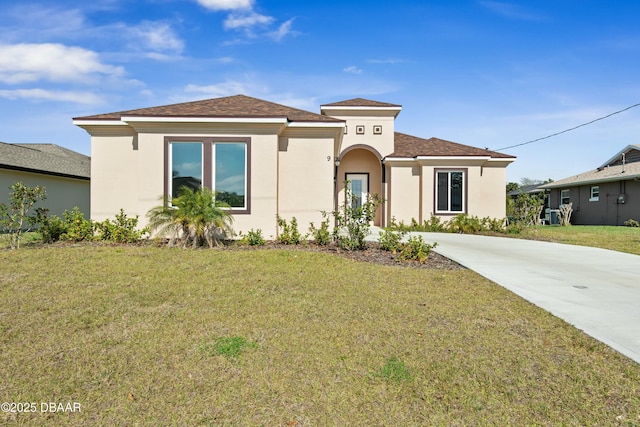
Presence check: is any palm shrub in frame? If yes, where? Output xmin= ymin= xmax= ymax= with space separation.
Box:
xmin=146 ymin=187 xmax=233 ymax=248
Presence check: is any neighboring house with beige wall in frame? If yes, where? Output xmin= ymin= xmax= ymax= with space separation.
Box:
xmin=73 ymin=95 xmax=514 ymax=238
xmin=0 ymin=142 xmax=90 ymax=218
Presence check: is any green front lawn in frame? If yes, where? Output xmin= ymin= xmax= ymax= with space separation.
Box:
xmin=516 ymin=225 xmax=640 ymax=255
xmin=1 ymin=245 xmax=639 ymax=425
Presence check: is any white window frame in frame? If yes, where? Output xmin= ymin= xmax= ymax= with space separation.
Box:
xmin=589 ymin=186 xmax=600 ymax=202
xmin=560 ymin=189 xmax=570 ymax=205
xmin=165 ymin=136 xmax=250 ymax=214
xmin=435 ymin=169 xmax=466 ymax=214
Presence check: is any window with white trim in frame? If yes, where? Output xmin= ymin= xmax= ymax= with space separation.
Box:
xmin=166 ymin=137 xmax=250 ymax=213
xmin=560 ymin=189 xmax=570 ymax=205
xmin=435 ymin=170 xmax=465 ymax=213
xmin=589 ymin=186 xmax=599 ymax=202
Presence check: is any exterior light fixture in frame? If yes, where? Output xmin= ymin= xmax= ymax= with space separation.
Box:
xmin=334 ymin=157 xmax=341 ymax=167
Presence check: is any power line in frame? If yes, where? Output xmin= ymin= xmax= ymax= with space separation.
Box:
xmin=494 ymin=102 xmax=640 ymax=151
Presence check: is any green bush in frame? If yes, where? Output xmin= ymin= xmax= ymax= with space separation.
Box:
xmin=446 ymin=214 xmax=483 ymax=234
xmin=397 ymin=235 xmax=437 ymax=263
xmin=276 ymin=215 xmax=303 ymax=245
xmin=62 ymin=207 xmax=94 ymax=242
xmin=378 ymin=229 xmax=406 ymax=253
xmin=481 ymin=216 xmax=506 ymax=233
xmin=39 ymin=215 xmax=66 ymax=243
xmin=95 ymin=209 xmax=148 ymax=243
xmin=309 ymin=215 xmax=332 ymax=246
xmin=388 ymin=215 xmax=446 ymax=232
xmin=241 ymin=228 xmax=266 ymax=246
xmin=624 ymin=219 xmax=640 ymax=228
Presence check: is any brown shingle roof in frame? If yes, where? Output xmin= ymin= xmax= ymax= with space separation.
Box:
xmin=0 ymin=142 xmax=90 ymax=179
xmin=541 ymin=161 xmax=640 ymax=188
xmin=390 ymin=132 xmax=515 ymax=159
xmin=74 ymin=94 xmax=342 ymax=123
xmin=322 ymin=98 xmax=401 ymax=108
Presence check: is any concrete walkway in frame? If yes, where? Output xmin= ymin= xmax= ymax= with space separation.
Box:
xmin=368 ymin=229 xmax=640 ymax=364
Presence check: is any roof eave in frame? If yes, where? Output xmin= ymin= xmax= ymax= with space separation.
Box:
xmin=542 ymin=172 xmax=640 ymax=188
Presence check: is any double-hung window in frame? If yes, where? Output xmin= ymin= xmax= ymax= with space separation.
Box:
xmin=435 ymin=170 xmax=466 ymax=213
xmin=166 ymin=137 xmax=250 ymax=213
xmin=560 ymin=189 xmax=570 ymax=205
xmin=589 ymin=186 xmax=599 ymax=202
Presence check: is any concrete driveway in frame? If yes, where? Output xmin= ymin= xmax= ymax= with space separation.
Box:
xmin=378 ymin=231 xmax=640 ymax=364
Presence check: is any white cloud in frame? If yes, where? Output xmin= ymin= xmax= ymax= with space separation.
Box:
xmin=132 ymin=22 xmax=184 ymax=53
xmin=184 ymin=82 xmax=251 ymax=98
xmin=224 ymin=12 xmax=274 ymax=30
xmin=0 ymin=88 xmax=104 ymax=104
xmin=343 ymin=66 xmax=363 ymax=75
xmin=268 ymin=18 xmax=295 ymax=42
xmin=0 ymin=43 xmax=124 ymax=84
xmin=196 ymin=0 xmax=253 ymax=11
xmin=0 ymin=5 xmax=86 ymax=41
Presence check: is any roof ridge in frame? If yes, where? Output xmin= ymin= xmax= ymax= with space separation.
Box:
xmin=74 ymin=94 xmax=342 ymax=123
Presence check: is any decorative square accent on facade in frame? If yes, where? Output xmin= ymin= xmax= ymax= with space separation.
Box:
xmin=373 ymin=125 xmax=382 ymax=134
xmin=344 ymin=125 xmax=348 ymax=135
xmin=356 ymin=125 xmax=365 ymax=135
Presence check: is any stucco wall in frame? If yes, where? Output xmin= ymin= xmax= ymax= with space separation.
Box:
xmin=388 ymin=163 xmax=421 ymax=224
xmin=340 ymin=116 xmax=395 ymax=157
xmin=91 ymin=134 xmax=139 ymax=222
xmin=0 ymin=168 xmax=89 ymax=218
xmin=88 ymin=126 xmax=283 ymax=237
xmin=466 ymin=163 xmax=508 ymax=219
xmin=277 ymin=135 xmax=334 ymax=237
xmin=387 ymin=159 xmax=508 ymax=226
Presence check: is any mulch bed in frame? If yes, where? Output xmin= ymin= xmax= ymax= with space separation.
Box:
xmin=223 ymin=241 xmax=465 ymax=270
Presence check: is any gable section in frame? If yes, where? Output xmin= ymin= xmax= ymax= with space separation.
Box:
xmin=601 ymin=144 xmax=640 ymax=168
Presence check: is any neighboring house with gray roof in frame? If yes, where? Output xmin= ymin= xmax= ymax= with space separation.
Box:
xmin=73 ymin=94 xmax=515 ymax=237
xmin=541 ymin=144 xmax=640 ymax=225
xmin=0 ymin=142 xmax=90 ymax=218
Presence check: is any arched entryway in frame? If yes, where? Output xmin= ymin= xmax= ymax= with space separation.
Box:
xmin=335 ymin=145 xmax=384 ymax=226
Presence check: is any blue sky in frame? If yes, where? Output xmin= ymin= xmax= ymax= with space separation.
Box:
xmin=1 ymin=0 xmax=640 ymax=184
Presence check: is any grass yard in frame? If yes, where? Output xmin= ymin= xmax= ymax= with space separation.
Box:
xmin=1 ymin=245 xmax=639 ymax=426
xmin=516 ymin=225 xmax=640 ymax=255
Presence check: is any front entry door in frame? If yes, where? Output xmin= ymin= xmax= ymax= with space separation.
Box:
xmin=346 ymin=173 xmax=368 ymax=209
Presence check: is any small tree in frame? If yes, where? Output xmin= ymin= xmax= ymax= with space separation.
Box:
xmin=0 ymin=182 xmax=46 ymax=249
xmin=332 ymin=181 xmax=382 ymax=250
xmin=508 ymin=191 xmax=546 ymax=227
xmin=559 ymin=202 xmax=573 ymax=226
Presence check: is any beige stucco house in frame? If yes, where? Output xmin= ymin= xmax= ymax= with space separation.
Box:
xmin=73 ymin=95 xmax=514 ymax=237
xmin=0 ymin=142 xmax=90 ymax=218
